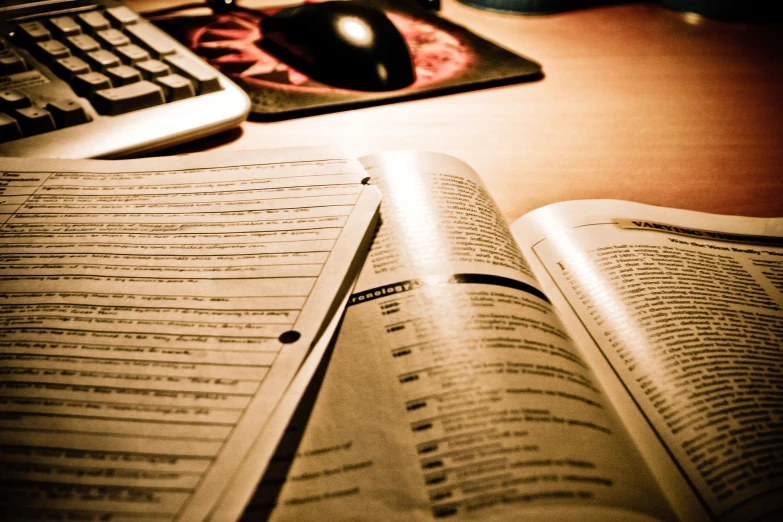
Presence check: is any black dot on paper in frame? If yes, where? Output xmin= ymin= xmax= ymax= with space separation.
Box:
xmin=279 ymin=330 xmax=301 ymax=344
xmin=361 ymin=177 xmax=370 ymax=185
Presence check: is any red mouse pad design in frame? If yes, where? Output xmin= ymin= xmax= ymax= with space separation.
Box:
xmin=153 ymin=0 xmax=542 ymax=120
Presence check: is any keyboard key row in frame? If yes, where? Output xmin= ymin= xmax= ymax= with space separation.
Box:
xmin=68 ymin=68 xmax=194 ymax=109
xmin=0 ymin=81 xmax=175 ymax=138
xmin=15 ymin=12 xmax=174 ymax=60
xmin=49 ymin=49 xmax=211 ymax=93
xmin=35 ymin=37 xmax=151 ymax=69
xmin=11 ymin=16 xmax=220 ymax=94
xmin=17 ymin=8 xmax=138 ymax=44
xmin=1 ymin=88 xmax=91 ymax=122
xmin=0 ymin=97 xmax=90 ymax=141
xmin=1 ymin=7 xmax=223 ymax=145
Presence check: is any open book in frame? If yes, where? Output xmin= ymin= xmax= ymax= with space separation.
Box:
xmin=0 ymin=149 xmax=381 ymax=522
xmin=246 ymin=151 xmax=783 ymax=522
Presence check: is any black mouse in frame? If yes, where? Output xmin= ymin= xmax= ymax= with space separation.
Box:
xmin=259 ymin=1 xmax=415 ymax=92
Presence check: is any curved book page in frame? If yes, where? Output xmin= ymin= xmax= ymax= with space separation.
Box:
xmin=255 ymin=151 xmax=674 ymax=522
xmin=512 ymin=199 xmax=783 ymax=522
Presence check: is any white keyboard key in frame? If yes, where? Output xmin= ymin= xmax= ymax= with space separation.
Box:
xmin=136 ymin=59 xmax=170 ymax=80
xmin=165 ymin=53 xmax=221 ymax=94
xmin=15 ymin=106 xmax=55 ymax=135
xmin=126 ymin=23 xmax=176 ymax=58
xmin=54 ymin=55 xmax=91 ymax=81
xmin=0 ymin=89 xmax=31 ymax=112
xmin=86 ymin=49 xmax=121 ymax=72
xmin=0 ymin=51 xmax=27 ymax=75
xmin=46 ymin=99 xmax=91 ymax=128
xmin=92 ymin=80 xmax=165 ymax=115
xmin=106 ymin=6 xmax=140 ymax=27
xmin=115 ymin=44 xmax=150 ymax=65
xmin=16 ymin=21 xmax=51 ymax=44
xmin=106 ymin=64 xmax=141 ymax=86
xmin=155 ymin=74 xmax=195 ymax=102
xmin=96 ymin=28 xmax=130 ymax=49
xmin=66 ymin=33 xmax=100 ymax=56
xmin=77 ymin=11 xmax=111 ymax=34
xmin=0 ymin=112 xmax=22 ymax=142
xmin=35 ymin=39 xmax=71 ymax=64
xmin=48 ymin=16 xmax=82 ymax=38
xmin=73 ymin=71 xmax=112 ymax=98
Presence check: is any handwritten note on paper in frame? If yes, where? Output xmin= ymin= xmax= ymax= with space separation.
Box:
xmin=0 ymin=150 xmax=380 ymax=522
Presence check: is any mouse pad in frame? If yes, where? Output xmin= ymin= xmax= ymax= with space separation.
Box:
xmin=152 ymin=0 xmax=543 ymax=120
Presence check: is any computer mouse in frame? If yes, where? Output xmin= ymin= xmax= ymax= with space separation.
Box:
xmin=258 ymin=1 xmax=415 ymax=92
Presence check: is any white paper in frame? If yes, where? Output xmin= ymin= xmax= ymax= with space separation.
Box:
xmin=0 ymin=149 xmax=381 ymax=522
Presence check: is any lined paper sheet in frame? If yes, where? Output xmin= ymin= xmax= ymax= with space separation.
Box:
xmin=0 ymin=149 xmax=381 ymax=522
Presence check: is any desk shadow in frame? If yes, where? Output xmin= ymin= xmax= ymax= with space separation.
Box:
xmin=140 ymin=127 xmax=245 ymax=158
xmin=238 ymin=334 xmax=339 ymax=521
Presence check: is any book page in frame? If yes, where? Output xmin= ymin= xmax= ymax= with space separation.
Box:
xmin=511 ymin=200 xmax=783 ymax=522
xmin=257 ymin=151 xmax=674 ymax=522
xmin=0 ymin=149 xmax=381 ymax=522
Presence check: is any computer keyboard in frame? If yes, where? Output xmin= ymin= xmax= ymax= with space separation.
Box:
xmin=0 ymin=0 xmax=250 ymax=158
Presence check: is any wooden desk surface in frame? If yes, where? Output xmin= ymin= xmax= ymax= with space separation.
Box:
xmin=133 ymin=0 xmax=783 ymax=222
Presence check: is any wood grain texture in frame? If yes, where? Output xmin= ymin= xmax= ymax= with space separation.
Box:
xmin=132 ymin=1 xmax=783 ymax=221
